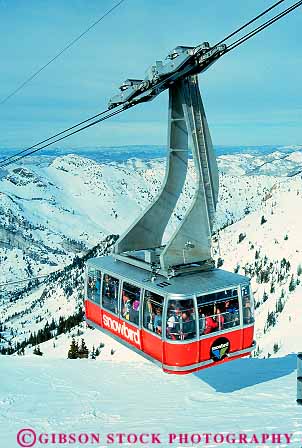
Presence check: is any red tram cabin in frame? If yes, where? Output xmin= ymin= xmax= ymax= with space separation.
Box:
xmin=85 ymin=256 xmax=255 ymax=374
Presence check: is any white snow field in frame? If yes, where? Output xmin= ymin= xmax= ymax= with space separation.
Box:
xmin=1 ymin=354 xmax=302 ymax=448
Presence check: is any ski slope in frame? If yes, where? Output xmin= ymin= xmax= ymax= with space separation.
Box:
xmin=1 ymin=354 xmax=301 ymax=447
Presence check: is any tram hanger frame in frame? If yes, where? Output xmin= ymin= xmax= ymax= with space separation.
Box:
xmin=114 ymin=74 xmax=219 ymax=278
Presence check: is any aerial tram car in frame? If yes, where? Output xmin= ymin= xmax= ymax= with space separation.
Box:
xmin=84 ymin=43 xmax=255 ymax=374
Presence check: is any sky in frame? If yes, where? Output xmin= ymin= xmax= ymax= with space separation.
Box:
xmin=0 ymin=0 xmax=301 ymax=149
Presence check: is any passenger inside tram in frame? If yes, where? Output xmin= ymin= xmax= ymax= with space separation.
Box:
xmin=130 ymin=298 xmax=140 ymax=325
xmin=215 ymin=306 xmax=224 ymax=331
xmin=243 ymin=298 xmax=253 ymax=324
xmin=224 ymin=299 xmax=240 ymax=328
xmin=122 ymin=292 xmax=132 ymax=320
xmin=203 ymin=310 xmax=218 ymax=334
xmin=144 ymin=296 xmax=154 ymax=330
xmin=241 ymin=285 xmax=254 ymax=324
xmin=87 ymin=269 xmax=100 ymax=302
xmin=95 ymin=271 xmax=102 ymax=299
xmin=166 ymin=307 xmax=181 ymax=338
xmin=197 ymin=290 xmax=241 ymax=335
xmin=198 ymin=308 xmax=206 ymax=335
xmin=87 ymin=275 xmax=96 ymax=300
xmin=121 ymin=282 xmax=141 ymax=325
xmin=102 ymin=274 xmax=119 ymax=314
xmin=143 ymin=291 xmax=164 ymax=334
xmin=181 ymin=311 xmax=195 ymax=337
xmin=166 ymin=299 xmax=196 ymax=340
xmin=153 ymin=307 xmax=162 ymax=335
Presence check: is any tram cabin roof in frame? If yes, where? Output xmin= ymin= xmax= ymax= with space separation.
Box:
xmin=87 ymin=256 xmax=250 ymax=297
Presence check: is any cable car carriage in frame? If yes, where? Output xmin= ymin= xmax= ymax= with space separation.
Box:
xmin=85 ymin=257 xmax=254 ymax=374
xmin=85 ymin=52 xmax=255 ymax=373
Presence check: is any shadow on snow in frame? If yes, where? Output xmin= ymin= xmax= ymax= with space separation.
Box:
xmin=194 ymin=354 xmax=296 ymax=392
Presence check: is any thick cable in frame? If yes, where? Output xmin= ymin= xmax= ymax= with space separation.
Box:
xmin=0 ymin=107 xmax=126 ymax=168
xmin=225 ymin=0 xmax=302 ymax=53
xmin=213 ymin=0 xmax=287 ymax=47
xmin=0 ymin=108 xmax=112 ymax=166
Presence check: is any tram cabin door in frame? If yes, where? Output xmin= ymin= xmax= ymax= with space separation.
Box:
xmin=163 ymin=295 xmax=199 ymax=367
xmin=141 ymin=289 xmax=165 ymax=363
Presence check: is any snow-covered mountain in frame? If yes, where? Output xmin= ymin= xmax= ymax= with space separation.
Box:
xmin=215 ymin=175 xmax=302 ymax=358
xmin=0 ymin=149 xmax=289 ymax=284
xmin=0 ymin=145 xmax=301 ymax=362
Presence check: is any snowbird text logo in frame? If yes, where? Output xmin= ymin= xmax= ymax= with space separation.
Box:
xmin=103 ymin=314 xmax=140 ymax=345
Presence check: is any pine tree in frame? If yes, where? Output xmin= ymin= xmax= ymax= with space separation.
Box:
xmin=68 ymin=338 xmax=79 ymax=359
xmin=33 ymin=345 xmax=43 ymax=356
xmin=217 ymin=257 xmax=224 ymax=268
xmin=234 ymin=264 xmax=240 ymax=274
xmin=289 ymin=275 xmax=296 ymax=292
xmin=78 ymin=338 xmax=89 ymax=359
xmin=238 ymin=233 xmax=246 ymax=243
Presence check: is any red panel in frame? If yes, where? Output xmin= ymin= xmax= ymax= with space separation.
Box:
xmin=199 ymin=328 xmax=243 ymax=362
xmin=163 ymin=340 xmax=199 ymax=367
xmin=163 ymin=352 xmax=252 ymax=375
xmin=102 ymin=310 xmax=142 ymax=350
xmin=85 ymin=300 xmax=102 ymax=326
xmin=243 ymin=326 xmax=254 ymax=349
xmin=141 ymin=329 xmax=163 ymax=363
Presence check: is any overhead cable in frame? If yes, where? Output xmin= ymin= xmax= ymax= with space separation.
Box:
xmin=0 ymin=107 xmax=126 ymax=168
xmin=213 ymin=0 xmax=287 ymax=47
xmin=1 ymin=0 xmax=301 ymax=168
xmin=0 ymin=0 xmax=126 ymax=106
xmin=0 ymin=108 xmax=112 ymax=166
xmin=225 ymin=0 xmax=302 ymax=53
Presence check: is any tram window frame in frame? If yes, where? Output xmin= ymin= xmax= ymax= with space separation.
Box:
xmin=87 ymin=268 xmax=101 ymax=304
xmin=120 ymin=281 xmax=141 ymax=327
xmin=241 ymin=284 xmax=255 ymax=325
xmin=101 ymin=273 xmax=120 ymax=316
xmin=142 ymin=290 xmax=164 ymax=338
xmin=166 ymin=298 xmax=197 ymax=342
xmin=197 ymin=288 xmax=240 ymax=337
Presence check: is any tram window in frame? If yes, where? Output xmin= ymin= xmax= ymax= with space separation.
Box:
xmin=166 ymin=299 xmax=196 ymax=341
xmin=197 ymin=289 xmax=240 ymax=335
xmin=87 ymin=268 xmax=101 ymax=304
xmin=102 ymin=273 xmax=119 ymax=315
xmin=143 ymin=291 xmax=164 ymax=337
xmin=241 ymin=285 xmax=255 ymax=325
xmin=121 ymin=282 xmax=141 ymax=326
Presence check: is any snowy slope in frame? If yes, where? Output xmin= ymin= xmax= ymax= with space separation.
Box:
xmin=216 ymin=175 xmax=302 ymax=357
xmin=0 ymin=236 xmax=117 ymax=354
xmin=1 ymin=354 xmax=301 ymax=448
